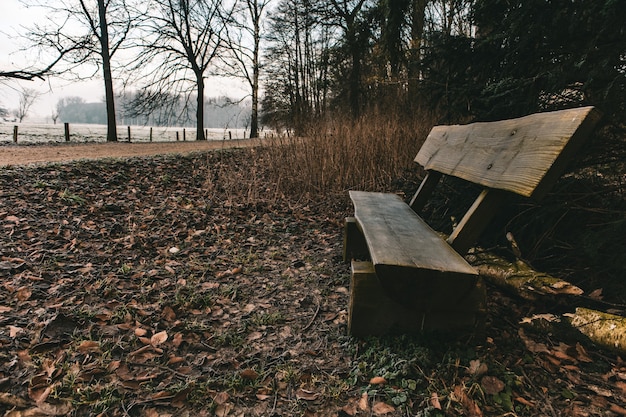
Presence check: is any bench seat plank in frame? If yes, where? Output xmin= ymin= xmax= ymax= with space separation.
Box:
xmin=350 ymin=190 xmax=478 ymax=308
xmin=350 ymin=191 xmax=476 ymax=274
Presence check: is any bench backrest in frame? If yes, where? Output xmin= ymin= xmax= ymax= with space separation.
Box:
xmin=410 ymin=106 xmax=602 ymax=254
xmin=415 ymin=106 xmax=601 ymax=199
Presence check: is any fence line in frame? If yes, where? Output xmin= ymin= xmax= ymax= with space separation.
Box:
xmin=3 ymin=123 xmax=251 ymax=144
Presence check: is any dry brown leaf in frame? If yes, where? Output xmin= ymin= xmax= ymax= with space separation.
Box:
xmin=171 ymin=332 xmax=183 ymax=347
xmin=162 ymin=306 xmax=176 ymax=322
xmin=77 ymin=340 xmax=101 ymax=354
xmin=167 ymin=355 xmax=185 ymax=365
xmin=589 ymin=288 xmax=604 ymax=300
xmin=358 ymin=392 xmax=369 ymax=411
xmin=247 ymin=331 xmax=263 ymax=341
xmin=16 ymin=287 xmax=31 ymax=301
xmin=372 ymin=401 xmax=395 ymax=415
xmin=430 ymin=392 xmax=442 ymax=410
xmin=518 ymin=328 xmax=550 ymax=354
xmin=9 ymin=326 xmax=23 ymax=338
xmin=0 ymin=306 xmax=12 ymax=313
xmin=369 ymin=376 xmax=386 ymax=385
xmin=150 ymin=330 xmax=168 ymax=346
xmin=514 ymin=396 xmax=534 ymax=407
xmin=468 ymin=359 xmax=488 ymax=376
xmin=214 ymin=391 xmax=230 ymax=405
xmin=481 ymin=376 xmax=505 ymax=395
xmin=240 ymin=369 xmax=259 ymax=380
xmin=295 ymin=388 xmax=319 ymax=401
xmin=134 ymin=327 xmax=148 ymax=337
xmin=610 ymin=403 xmax=626 ymax=416
xmin=215 ymin=403 xmax=233 ymax=417
xmin=452 ymin=385 xmax=483 ymax=417
xmin=575 ymin=343 xmax=593 ymax=363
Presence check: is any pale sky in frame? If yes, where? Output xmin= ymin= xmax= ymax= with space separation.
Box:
xmin=0 ymin=0 xmax=246 ymax=122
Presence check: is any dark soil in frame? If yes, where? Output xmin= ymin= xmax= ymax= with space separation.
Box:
xmin=0 ymin=149 xmax=625 ymax=416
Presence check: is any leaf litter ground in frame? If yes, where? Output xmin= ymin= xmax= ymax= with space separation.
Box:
xmin=0 ymin=148 xmax=625 ymax=416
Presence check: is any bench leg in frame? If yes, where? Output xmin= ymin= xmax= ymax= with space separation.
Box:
xmin=343 ymin=217 xmax=369 ymax=262
xmin=348 ymin=261 xmax=486 ymax=337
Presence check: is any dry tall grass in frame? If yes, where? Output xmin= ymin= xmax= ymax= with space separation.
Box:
xmin=257 ymin=111 xmax=435 ymax=199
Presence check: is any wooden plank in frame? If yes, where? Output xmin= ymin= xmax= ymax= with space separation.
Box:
xmin=447 ymin=189 xmax=507 ymax=255
xmin=415 ymin=107 xmax=602 ymax=199
xmin=348 ymin=261 xmax=486 ymax=336
xmin=409 ymin=171 xmax=442 ymax=212
xmin=343 ymin=217 xmax=370 ymax=262
xmin=349 ymin=191 xmax=478 ymax=308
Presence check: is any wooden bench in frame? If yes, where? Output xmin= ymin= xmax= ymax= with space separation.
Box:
xmin=343 ymin=106 xmax=602 ymax=337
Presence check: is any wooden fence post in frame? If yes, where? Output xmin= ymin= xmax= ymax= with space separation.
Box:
xmin=13 ymin=126 xmax=18 ymax=143
xmin=64 ymin=123 xmax=70 ymax=142
xmin=176 ymin=131 xmax=179 ymax=141
xmin=183 ymin=128 xmax=186 ymax=141
xmin=228 ymin=131 xmax=232 ymax=140
xmin=149 ymin=127 xmax=153 ymax=142
xmin=127 ymin=126 xmax=131 ymax=142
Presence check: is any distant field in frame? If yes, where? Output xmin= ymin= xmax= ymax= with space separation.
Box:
xmin=0 ymin=122 xmax=248 ymax=144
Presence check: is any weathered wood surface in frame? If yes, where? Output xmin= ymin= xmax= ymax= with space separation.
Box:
xmin=348 ymin=261 xmax=485 ymax=336
xmin=415 ymin=106 xmax=602 ymax=199
xmin=349 ymin=190 xmax=476 ymax=275
xmin=447 ymin=189 xmax=507 ymax=255
xmin=349 ymin=191 xmax=478 ymax=308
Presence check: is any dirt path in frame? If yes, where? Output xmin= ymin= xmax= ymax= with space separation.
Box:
xmin=0 ymin=139 xmax=259 ymax=166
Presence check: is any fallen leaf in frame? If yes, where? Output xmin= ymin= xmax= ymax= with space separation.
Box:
xmin=358 ymin=392 xmax=369 ymax=411
xmin=77 ymin=340 xmax=101 ymax=354
xmin=151 ymin=330 xmax=168 ymax=346
xmin=9 ymin=326 xmax=23 ymax=338
xmin=514 ymin=396 xmax=535 ymax=407
xmin=468 ymin=359 xmax=488 ymax=376
xmin=610 ymin=403 xmax=626 ymax=416
xmin=430 ymin=392 xmax=442 ymax=409
xmin=518 ymin=328 xmax=550 ymax=354
xmin=240 ymin=369 xmax=259 ymax=380
xmin=452 ymin=385 xmax=482 ymax=417
xmin=215 ymin=403 xmax=233 ymax=417
xmin=162 ymin=306 xmax=176 ymax=321
xmin=247 ymin=331 xmax=263 ymax=341
xmin=369 ymin=376 xmax=386 ymax=385
xmin=481 ymin=376 xmax=505 ymax=395
xmin=589 ymin=288 xmax=603 ymax=300
xmin=295 ymin=388 xmax=319 ymax=401
xmin=214 ymin=391 xmax=230 ymax=405
xmin=16 ymin=287 xmax=31 ymax=301
xmin=575 ymin=343 xmax=593 ymax=363
xmin=372 ymin=401 xmax=395 ymax=415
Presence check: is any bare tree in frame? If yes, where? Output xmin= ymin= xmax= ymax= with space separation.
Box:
xmin=20 ymin=0 xmax=133 ymax=141
xmin=14 ymin=87 xmax=40 ymax=122
xmin=129 ymin=0 xmax=231 ymax=140
xmin=221 ymin=0 xmax=270 ymax=138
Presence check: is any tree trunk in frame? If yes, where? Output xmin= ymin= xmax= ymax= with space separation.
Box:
xmin=98 ymin=0 xmax=118 ymax=142
xmin=250 ymin=1 xmax=260 ymax=139
xmin=466 ymin=251 xmax=583 ymax=301
xmin=196 ymin=73 xmax=206 ymax=140
xmin=408 ymin=0 xmax=427 ymax=104
xmin=347 ymin=27 xmax=361 ymax=119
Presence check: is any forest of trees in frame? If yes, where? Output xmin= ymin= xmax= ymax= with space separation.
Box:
xmin=2 ymin=0 xmax=624 ymax=138
xmin=55 ymin=95 xmax=251 ymax=128
xmin=261 ymin=0 xmax=624 ymax=130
